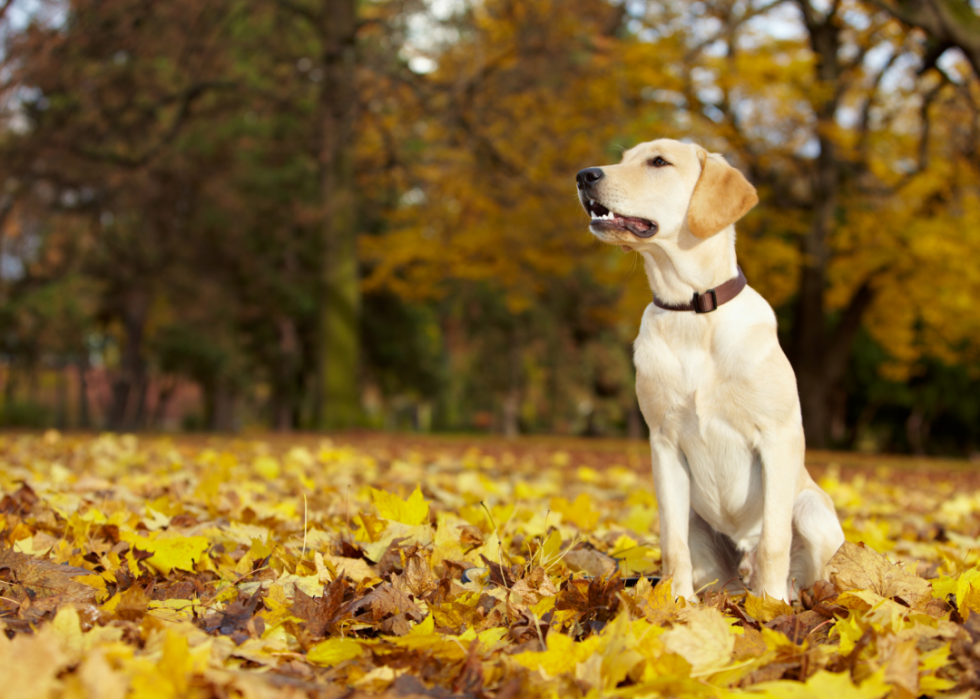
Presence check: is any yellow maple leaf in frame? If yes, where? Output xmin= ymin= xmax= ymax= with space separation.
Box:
xmin=307 ymin=638 xmax=364 ymax=667
xmin=254 ymin=455 xmax=281 ymax=480
xmin=919 ymin=643 xmax=956 ymax=693
xmin=961 ymin=584 xmax=980 ymax=620
xmin=139 ymin=534 xmax=211 ymax=575
xmin=549 ymin=493 xmax=600 ymax=531
xmin=931 ymin=566 xmax=980 ymax=608
xmin=511 ymin=632 xmax=602 ymax=677
xmin=595 ymin=612 xmax=646 ymax=688
xmin=636 ymin=576 xmax=685 ymax=625
xmin=370 ymin=485 xmax=429 ymax=525
xmin=537 ymin=529 xmax=562 ymax=568
xmin=409 ymin=614 xmax=434 ymax=635
xmin=745 ymin=592 xmax=794 ymax=623
xmin=662 ymin=607 xmax=735 ymax=677
xmin=130 ymin=631 xmax=197 ymax=699
xmin=831 ymin=614 xmax=866 ymax=656
xmin=732 ymin=668 xmax=890 ymax=699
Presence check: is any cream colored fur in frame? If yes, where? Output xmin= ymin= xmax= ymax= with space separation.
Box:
xmin=578 ymin=139 xmax=844 ymax=601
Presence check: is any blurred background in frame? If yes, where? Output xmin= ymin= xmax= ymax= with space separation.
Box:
xmin=0 ymin=0 xmax=978 ymax=454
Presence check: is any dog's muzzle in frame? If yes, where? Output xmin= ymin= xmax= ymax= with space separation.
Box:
xmin=576 ymin=168 xmax=658 ymax=238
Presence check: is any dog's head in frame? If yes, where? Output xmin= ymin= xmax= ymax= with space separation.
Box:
xmin=576 ymin=139 xmax=758 ymax=250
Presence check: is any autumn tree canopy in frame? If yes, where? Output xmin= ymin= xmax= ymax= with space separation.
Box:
xmin=0 ymin=0 xmax=977 ymax=452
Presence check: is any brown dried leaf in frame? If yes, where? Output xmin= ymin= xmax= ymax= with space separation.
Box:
xmin=202 ymin=588 xmax=265 ymax=644
xmin=346 ymin=582 xmax=423 ymax=623
xmin=430 ymin=594 xmax=486 ymax=630
xmin=733 ymin=625 xmax=766 ymax=660
xmin=510 ymin=567 xmax=558 ymax=609
xmin=396 ymin=550 xmax=438 ymax=599
xmin=113 ymin=583 xmax=151 ymax=621
xmin=585 ymin=573 xmax=624 ymax=624
xmin=562 ymin=548 xmax=617 ymax=578
xmin=0 ymin=548 xmax=97 ymax=610
xmin=826 ymin=542 xmax=932 ymax=609
xmin=765 ymin=610 xmax=830 ymax=644
xmin=0 ymin=484 xmax=39 ymax=515
xmin=479 ymin=554 xmax=517 ymax=588
xmin=291 ymin=574 xmax=347 ymax=637
xmin=745 ymin=591 xmax=794 ymax=623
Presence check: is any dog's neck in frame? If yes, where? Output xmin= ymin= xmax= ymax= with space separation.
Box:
xmin=640 ymin=226 xmax=738 ymax=306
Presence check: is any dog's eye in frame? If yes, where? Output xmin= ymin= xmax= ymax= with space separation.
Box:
xmin=647 ymin=156 xmax=669 ymax=168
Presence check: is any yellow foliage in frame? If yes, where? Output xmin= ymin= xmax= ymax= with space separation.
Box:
xmin=306 ymin=638 xmax=364 ymax=667
xmin=119 ymin=532 xmax=211 ymax=575
xmin=370 ymin=484 xmax=430 ymax=526
xmin=2 ymin=433 xmax=979 ymax=697
xmin=745 ymin=592 xmax=795 ymax=623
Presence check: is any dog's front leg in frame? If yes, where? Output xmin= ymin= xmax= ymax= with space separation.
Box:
xmin=651 ymin=437 xmax=695 ymax=600
xmin=754 ymin=426 xmax=804 ymax=601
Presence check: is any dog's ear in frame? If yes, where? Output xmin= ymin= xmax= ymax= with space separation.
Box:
xmin=687 ymin=147 xmax=758 ymax=239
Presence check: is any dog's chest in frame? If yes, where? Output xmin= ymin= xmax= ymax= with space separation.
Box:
xmin=633 ymin=308 xmax=764 ymax=538
xmin=633 ymin=311 xmax=724 ymax=419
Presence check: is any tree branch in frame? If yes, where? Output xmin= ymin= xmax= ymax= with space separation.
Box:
xmin=69 ymin=80 xmax=238 ymax=168
xmin=274 ymin=0 xmax=321 ymax=27
xmin=869 ymin=0 xmax=980 ymax=77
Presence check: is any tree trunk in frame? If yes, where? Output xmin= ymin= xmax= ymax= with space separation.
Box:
xmin=109 ymin=291 xmax=148 ymax=431
xmin=55 ymin=360 xmax=68 ymax=430
xmin=501 ymin=326 xmax=523 ymax=438
xmin=4 ymin=361 xmax=17 ymax=415
xmin=314 ymin=0 xmax=360 ymax=429
xmin=274 ymin=316 xmax=300 ymax=431
xmin=76 ymin=353 xmax=90 ymax=429
xmin=906 ymin=407 xmax=926 ymax=455
xmin=152 ymin=376 xmax=175 ymax=430
xmin=791 ymin=1 xmax=873 ymax=448
xmin=502 ymin=389 xmax=520 ymax=439
xmin=208 ymin=381 xmax=234 ymax=432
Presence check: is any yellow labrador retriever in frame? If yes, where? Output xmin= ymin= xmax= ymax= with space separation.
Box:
xmin=576 ymin=139 xmax=844 ymax=602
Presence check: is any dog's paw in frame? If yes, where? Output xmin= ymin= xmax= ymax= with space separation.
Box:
xmin=737 ymin=548 xmax=756 ymax=586
xmin=671 ymin=582 xmax=697 ymax=603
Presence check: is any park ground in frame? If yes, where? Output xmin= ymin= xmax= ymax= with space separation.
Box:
xmin=3 ymin=431 xmax=980 ymax=698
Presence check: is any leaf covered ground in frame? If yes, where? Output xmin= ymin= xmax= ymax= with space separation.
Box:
xmin=3 ymin=432 xmax=980 ymax=698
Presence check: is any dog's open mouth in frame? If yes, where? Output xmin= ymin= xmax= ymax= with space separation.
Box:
xmin=585 ymin=199 xmax=658 ymax=238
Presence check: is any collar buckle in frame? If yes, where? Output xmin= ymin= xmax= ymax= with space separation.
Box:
xmin=693 ymin=288 xmax=718 ymax=314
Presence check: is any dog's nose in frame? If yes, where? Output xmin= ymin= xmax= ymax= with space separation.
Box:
xmin=576 ymin=167 xmax=604 ymax=188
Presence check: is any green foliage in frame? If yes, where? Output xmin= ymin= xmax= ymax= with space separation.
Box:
xmin=0 ymin=401 xmax=51 ymax=428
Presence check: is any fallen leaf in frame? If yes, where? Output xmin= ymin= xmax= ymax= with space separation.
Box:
xmin=563 ymin=547 xmax=617 ymax=577
xmin=746 ymin=592 xmax=795 ymax=623
xmin=826 ymin=542 xmax=932 ymax=609
xmin=662 ymin=607 xmax=735 ymax=676
xmin=291 ymin=574 xmax=346 ymax=637
xmin=371 ymin=485 xmax=430 ymax=526
xmin=0 ymin=548 xmax=97 ymax=614
xmin=346 ymin=582 xmax=423 ymax=624
xmin=306 ymin=637 xmax=364 ymax=667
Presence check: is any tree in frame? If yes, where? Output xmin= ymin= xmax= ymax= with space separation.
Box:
xmin=870 ymin=0 xmax=980 ymax=76
xmin=0 ymin=0 xmax=241 ymax=429
xmin=618 ymin=0 xmax=980 ymax=446
xmin=360 ymin=0 xmax=647 ymax=435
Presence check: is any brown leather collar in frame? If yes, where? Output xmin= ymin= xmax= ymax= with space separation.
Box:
xmin=653 ymin=266 xmax=747 ymax=314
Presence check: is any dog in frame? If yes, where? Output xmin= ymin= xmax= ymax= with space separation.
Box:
xmin=576 ymin=139 xmax=844 ymax=602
